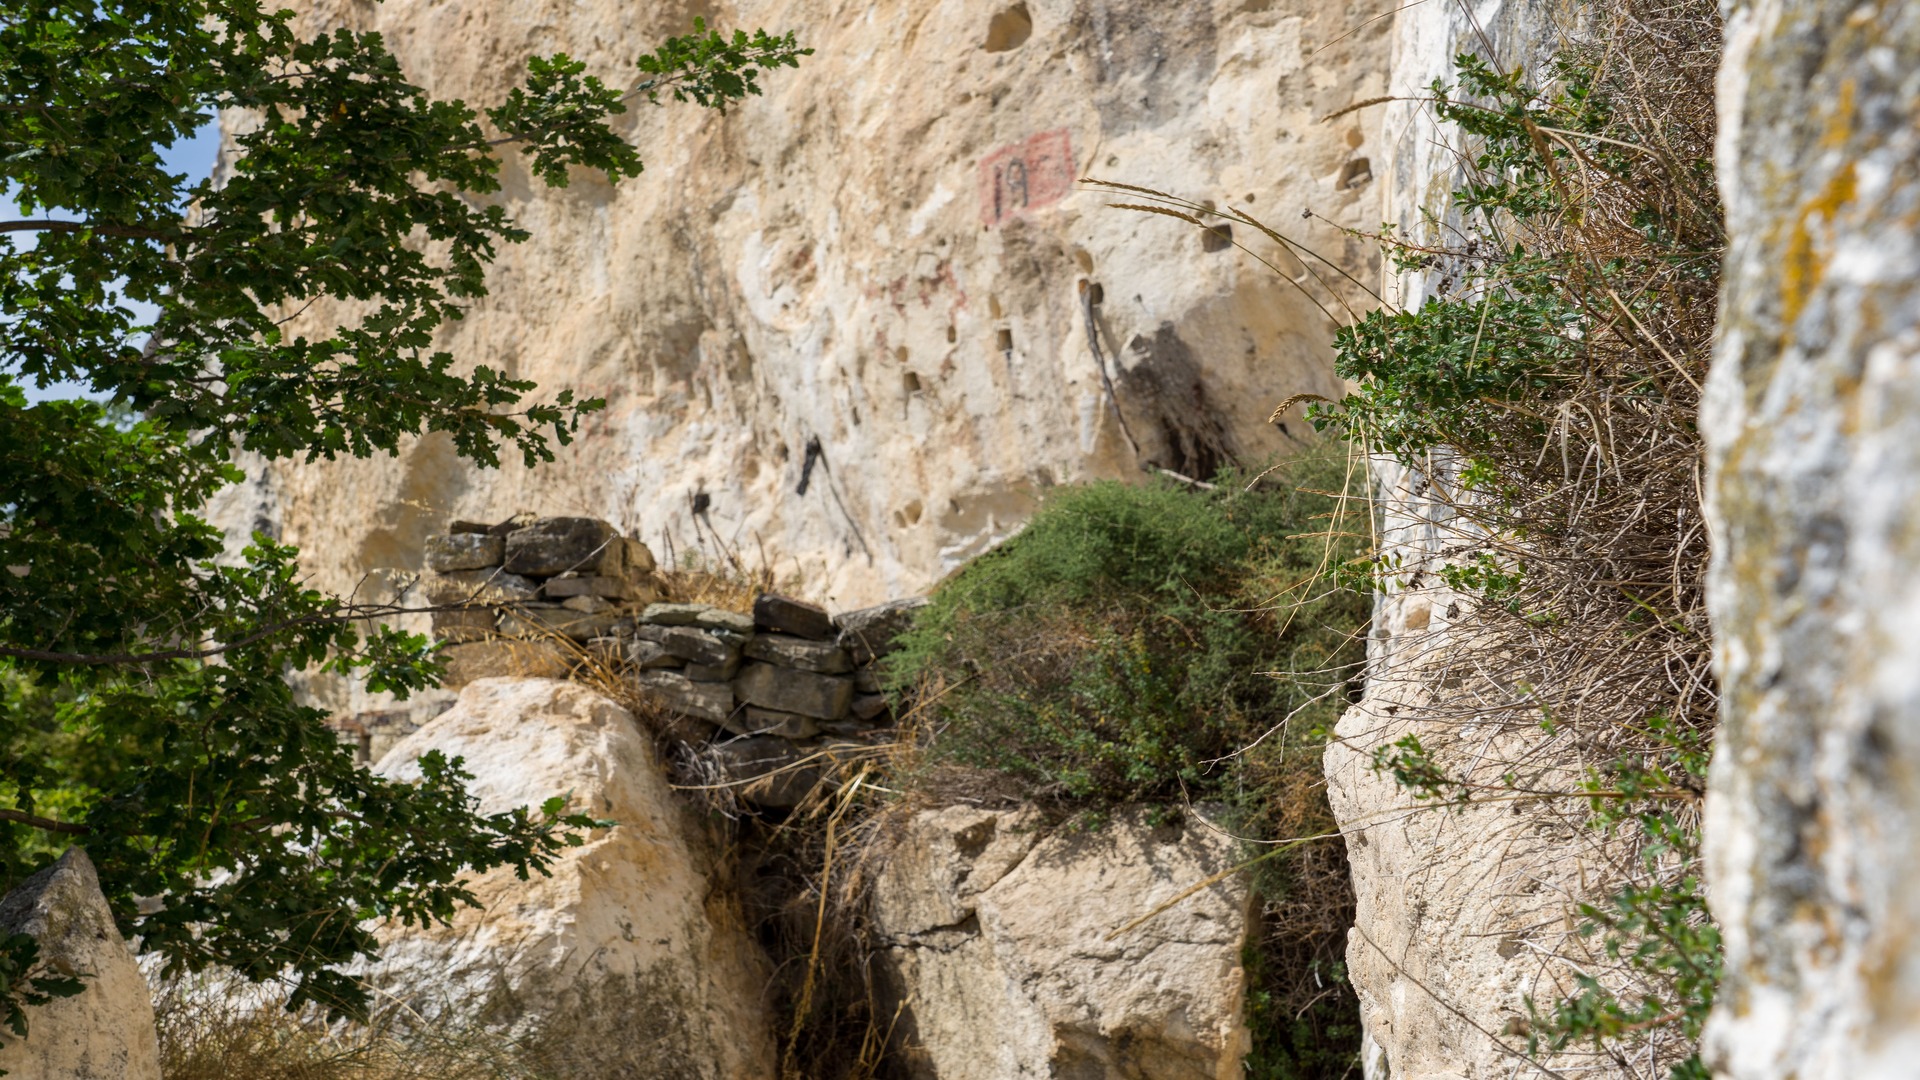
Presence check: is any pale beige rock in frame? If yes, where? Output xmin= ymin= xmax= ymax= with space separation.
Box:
xmin=872 ymin=805 xmax=1252 ymax=1080
xmin=1325 ymin=4 xmax=1613 ymax=1078
xmin=1701 ymin=3 xmax=1920 ymax=1078
xmin=367 ymin=678 xmax=775 ymax=1078
xmin=1325 ymin=628 xmax=1610 ymax=1080
xmin=0 ymin=849 xmax=161 ymax=1080
xmin=209 ymin=0 xmax=1389 ymax=619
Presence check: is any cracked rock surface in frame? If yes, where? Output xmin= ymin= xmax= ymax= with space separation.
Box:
xmin=870 ymin=805 xmax=1252 ymax=1080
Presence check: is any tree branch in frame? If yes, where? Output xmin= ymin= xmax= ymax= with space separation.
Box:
xmin=0 ymin=219 xmax=175 ymax=240
xmin=0 ymin=599 xmax=478 ymax=667
xmin=0 ymin=809 xmax=91 ymax=836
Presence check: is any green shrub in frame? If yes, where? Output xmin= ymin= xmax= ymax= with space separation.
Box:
xmin=888 ymin=447 xmax=1365 ymax=811
xmin=886 ymin=446 xmax=1370 ymax=1079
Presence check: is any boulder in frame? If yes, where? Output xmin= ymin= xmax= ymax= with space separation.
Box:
xmin=751 ymin=594 xmax=835 ymax=640
xmin=438 ymin=639 xmax=572 ymax=689
xmin=742 ymin=633 xmax=852 ymax=674
xmin=424 ymin=568 xmax=538 ymax=605
xmin=0 ymin=849 xmax=162 ymax=1080
xmin=872 ymin=807 xmax=1252 ymax=1080
xmin=367 ymin=679 xmax=775 ymax=1078
xmin=733 ymin=662 xmax=853 ymax=720
xmin=850 ymin=693 xmax=891 ymax=722
xmin=835 ymin=597 xmax=929 ymax=665
xmin=634 ymin=670 xmax=735 ymax=723
xmin=425 ymin=532 xmax=504 ymax=572
xmin=501 ymin=517 xmax=620 ymax=577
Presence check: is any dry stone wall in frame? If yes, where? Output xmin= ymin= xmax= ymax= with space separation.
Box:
xmin=374 ymin=514 xmax=925 ymax=812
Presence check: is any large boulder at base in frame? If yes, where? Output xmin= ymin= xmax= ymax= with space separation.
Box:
xmin=871 ymin=806 xmax=1253 ymax=1080
xmin=0 ymin=849 xmax=161 ymax=1080
xmin=366 ymin=678 xmax=775 ymax=1079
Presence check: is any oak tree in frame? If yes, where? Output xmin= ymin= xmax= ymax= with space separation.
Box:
xmin=0 ymin=0 xmax=805 ymax=1042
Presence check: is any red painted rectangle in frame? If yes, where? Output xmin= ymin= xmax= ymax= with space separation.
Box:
xmin=979 ymin=129 xmax=1076 ymax=226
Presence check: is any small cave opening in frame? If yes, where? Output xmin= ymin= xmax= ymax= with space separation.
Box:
xmin=983 ymin=3 xmax=1033 ymax=52
xmin=1338 ymin=157 xmax=1374 ymax=189
xmin=1201 ymin=222 xmax=1234 ymax=253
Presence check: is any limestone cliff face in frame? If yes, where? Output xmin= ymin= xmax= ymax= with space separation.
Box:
xmin=216 ymin=0 xmax=1389 ymax=611
xmin=1701 ymin=2 xmax=1920 ymax=1077
xmin=1320 ymin=3 xmax=1578 ymax=1078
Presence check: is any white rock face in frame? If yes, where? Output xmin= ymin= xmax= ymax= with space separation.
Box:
xmin=0 ymin=849 xmax=161 ymax=1080
xmin=1701 ymin=2 xmax=1920 ymax=1077
xmin=212 ymin=0 xmax=1389 ymax=614
xmin=870 ymin=805 xmax=1253 ymax=1080
xmin=367 ymin=678 xmax=775 ymax=1079
xmin=1323 ymin=3 xmax=1600 ymax=1077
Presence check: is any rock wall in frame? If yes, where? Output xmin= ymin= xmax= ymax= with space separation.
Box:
xmin=1701 ymin=2 xmax=1920 ymax=1077
xmin=211 ymin=0 xmax=1390 ymax=614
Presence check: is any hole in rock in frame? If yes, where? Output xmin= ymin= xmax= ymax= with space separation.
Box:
xmin=1339 ymin=157 xmax=1374 ymax=189
xmin=903 ymin=371 xmax=922 ymax=394
xmin=1201 ymin=222 xmax=1234 ymax=252
xmin=896 ymin=500 xmax=924 ymax=527
xmin=1085 ymin=282 xmax=1105 ymax=305
xmin=983 ymin=3 xmax=1033 ymax=52
xmin=946 ymin=324 xmax=957 ymax=344
xmin=1073 ymin=249 xmax=1094 ymax=274
xmin=996 ymin=328 xmax=1015 ymax=352
xmin=894 ymin=345 xmax=909 ymax=363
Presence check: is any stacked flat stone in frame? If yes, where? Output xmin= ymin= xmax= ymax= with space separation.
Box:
xmin=630 ymin=593 xmax=927 ymax=809
xmin=421 ymin=515 xmax=662 ymax=686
